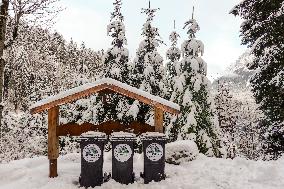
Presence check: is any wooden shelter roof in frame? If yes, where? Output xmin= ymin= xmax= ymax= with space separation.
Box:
xmin=30 ymin=78 xmax=180 ymax=115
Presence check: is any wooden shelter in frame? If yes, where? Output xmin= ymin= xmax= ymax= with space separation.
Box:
xmin=30 ymin=78 xmax=180 ymax=178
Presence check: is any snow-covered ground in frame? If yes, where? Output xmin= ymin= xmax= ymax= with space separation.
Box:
xmin=1 ymin=153 xmax=284 ymax=189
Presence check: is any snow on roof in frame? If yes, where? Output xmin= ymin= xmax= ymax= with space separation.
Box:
xmin=30 ymin=78 xmax=180 ymax=114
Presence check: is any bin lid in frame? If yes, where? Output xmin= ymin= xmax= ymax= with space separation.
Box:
xmin=110 ymin=131 xmax=136 ymax=141
xmin=80 ymin=131 xmax=107 ymax=140
xmin=140 ymin=132 xmax=167 ymax=141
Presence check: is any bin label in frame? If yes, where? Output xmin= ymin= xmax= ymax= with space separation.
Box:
xmin=83 ymin=144 xmax=101 ymax=162
xmin=114 ymin=144 xmax=132 ymax=162
xmin=146 ymin=143 xmax=163 ymax=161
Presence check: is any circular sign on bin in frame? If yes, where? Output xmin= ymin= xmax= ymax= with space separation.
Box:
xmin=83 ymin=144 xmax=101 ymax=163
xmin=114 ymin=144 xmax=132 ymax=162
xmin=146 ymin=143 xmax=163 ymax=161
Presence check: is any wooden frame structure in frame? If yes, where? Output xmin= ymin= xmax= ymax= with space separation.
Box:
xmin=30 ymin=78 xmax=180 ymax=178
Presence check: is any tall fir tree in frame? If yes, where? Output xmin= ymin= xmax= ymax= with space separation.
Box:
xmin=215 ymin=81 xmax=238 ymax=130
xmin=103 ymin=0 xmax=129 ymax=82
xmin=164 ymin=21 xmax=181 ymax=138
xmin=231 ymin=0 xmax=284 ymax=159
xmin=131 ymin=1 xmax=166 ymax=124
xmin=96 ymin=0 xmax=134 ymax=124
xmin=168 ymin=12 xmax=221 ymax=156
xmin=215 ymin=81 xmax=239 ymax=158
xmin=165 ymin=21 xmax=181 ymax=99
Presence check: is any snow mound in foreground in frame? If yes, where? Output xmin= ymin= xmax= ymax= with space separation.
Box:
xmin=1 ymin=152 xmax=284 ymax=189
xmin=165 ymin=140 xmax=199 ymax=165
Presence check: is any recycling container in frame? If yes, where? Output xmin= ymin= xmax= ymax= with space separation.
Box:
xmin=140 ymin=132 xmax=167 ymax=184
xmin=79 ymin=131 xmax=107 ymax=188
xmin=110 ymin=132 xmax=136 ymax=184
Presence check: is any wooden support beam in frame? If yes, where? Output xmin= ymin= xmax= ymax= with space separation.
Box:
xmin=48 ymin=106 xmax=59 ymax=178
xmin=154 ymin=107 xmax=163 ymax=133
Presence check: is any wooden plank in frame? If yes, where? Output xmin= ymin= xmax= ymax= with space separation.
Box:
xmin=48 ymin=106 xmax=59 ymax=178
xmin=154 ymin=107 xmax=164 ymax=133
xmin=30 ymin=84 xmax=180 ymax=115
xmin=57 ymin=121 xmax=155 ymax=136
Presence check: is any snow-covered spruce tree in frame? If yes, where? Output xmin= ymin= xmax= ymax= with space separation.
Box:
xmin=130 ymin=2 xmax=166 ymax=124
xmin=95 ymin=0 xmax=135 ymax=124
xmin=215 ymin=81 xmax=238 ymax=129
xmin=231 ymin=0 xmax=284 ymax=159
xmin=103 ymin=0 xmax=129 ymax=82
xmin=214 ymin=81 xmax=239 ymax=158
xmin=234 ymin=100 xmax=263 ymax=160
xmin=164 ymin=26 xmax=181 ymax=139
xmin=165 ymin=25 xmax=181 ymax=98
xmin=169 ymin=18 xmax=221 ymax=156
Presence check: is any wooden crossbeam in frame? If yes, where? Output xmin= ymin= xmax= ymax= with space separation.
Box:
xmin=57 ymin=121 xmax=155 ymax=136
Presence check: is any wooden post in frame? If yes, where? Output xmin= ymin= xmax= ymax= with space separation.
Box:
xmin=48 ymin=106 xmax=59 ymax=178
xmin=49 ymin=159 xmax=58 ymax=177
xmin=154 ymin=107 xmax=163 ymax=133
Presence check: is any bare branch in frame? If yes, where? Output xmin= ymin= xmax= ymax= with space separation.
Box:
xmin=4 ymin=0 xmax=63 ymax=49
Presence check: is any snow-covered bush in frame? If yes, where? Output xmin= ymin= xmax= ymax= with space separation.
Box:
xmin=165 ymin=140 xmax=199 ymax=165
xmin=0 ymin=110 xmax=47 ymax=162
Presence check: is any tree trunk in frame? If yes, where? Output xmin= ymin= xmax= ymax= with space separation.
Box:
xmin=0 ymin=0 xmax=9 ymax=128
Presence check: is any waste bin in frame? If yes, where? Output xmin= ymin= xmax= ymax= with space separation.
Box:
xmin=79 ymin=131 xmax=107 ymax=188
xmin=140 ymin=132 xmax=167 ymax=184
xmin=110 ymin=132 xmax=136 ymax=184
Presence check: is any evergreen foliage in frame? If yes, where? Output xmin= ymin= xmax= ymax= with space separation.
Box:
xmin=166 ymin=29 xmax=181 ymax=98
xmin=166 ymin=17 xmax=221 ymax=156
xmin=215 ymin=81 xmax=238 ymax=158
xmin=97 ymin=0 xmax=135 ymax=124
xmin=231 ymin=0 xmax=284 ymax=159
xmin=131 ymin=2 xmax=166 ymax=124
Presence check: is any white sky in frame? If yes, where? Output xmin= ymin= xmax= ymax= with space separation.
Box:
xmin=54 ymin=0 xmax=247 ymax=81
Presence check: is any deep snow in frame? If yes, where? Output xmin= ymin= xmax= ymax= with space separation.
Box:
xmin=1 ymin=153 xmax=284 ymax=189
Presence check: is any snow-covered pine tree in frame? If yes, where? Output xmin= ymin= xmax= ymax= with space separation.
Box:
xmin=165 ymin=21 xmax=181 ymax=99
xmin=231 ymin=0 xmax=284 ymax=159
xmin=234 ymin=100 xmax=263 ymax=160
xmin=74 ymin=43 xmax=90 ymax=87
xmin=96 ymin=0 xmax=133 ymax=124
xmin=169 ymin=14 xmax=221 ymax=156
xmin=131 ymin=1 xmax=166 ymax=124
xmin=164 ymin=21 xmax=181 ymax=139
xmin=215 ymin=81 xmax=239 ymax=158
xmin=103 ymin=0 xmax=128 ymax=82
